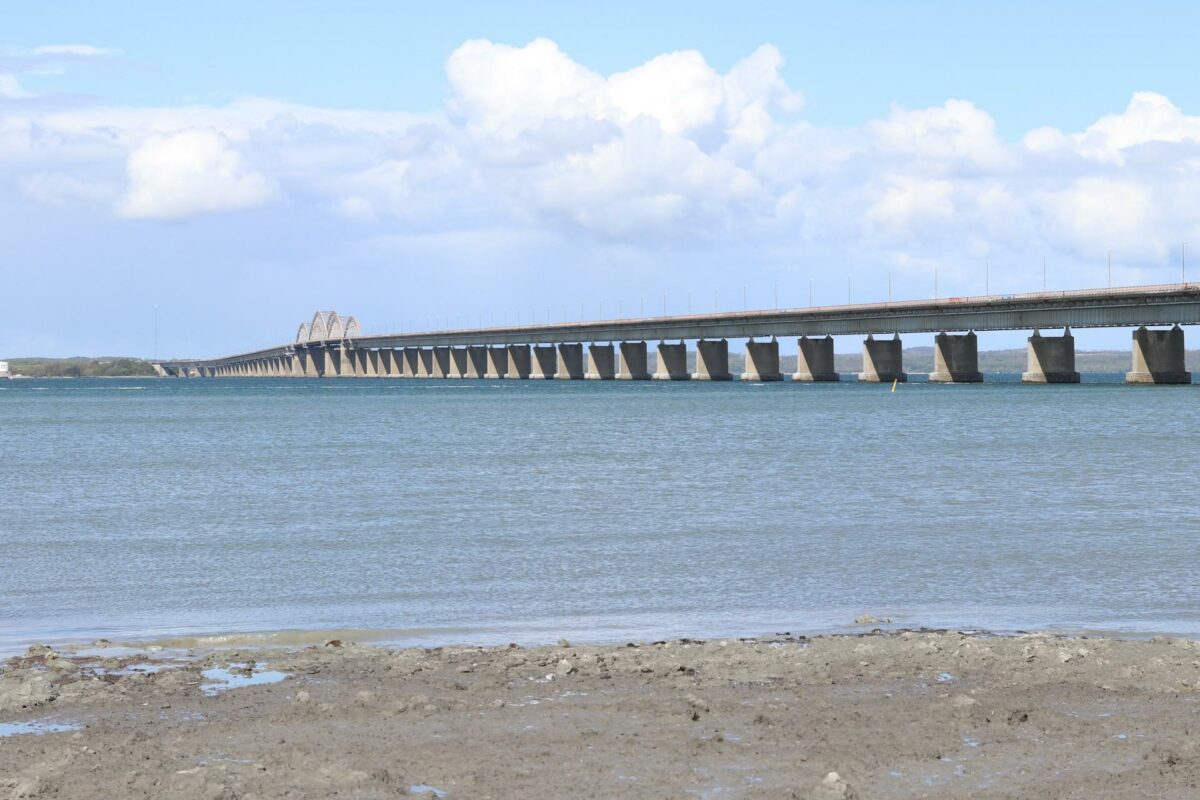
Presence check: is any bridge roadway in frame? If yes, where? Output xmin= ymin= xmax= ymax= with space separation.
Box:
xmin=157 ymin=283 xmax=1200 ymax=384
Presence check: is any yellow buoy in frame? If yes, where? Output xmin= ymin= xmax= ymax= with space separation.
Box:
xmin=891 ymin=378 xmax=898 ymax=392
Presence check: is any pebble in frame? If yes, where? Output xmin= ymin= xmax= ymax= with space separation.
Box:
xmin=813 ymin=771 xmax=856 ymax=799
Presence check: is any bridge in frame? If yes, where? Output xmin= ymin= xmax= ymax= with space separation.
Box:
xmin=155 ymin=283 xmax=1200 ymax=384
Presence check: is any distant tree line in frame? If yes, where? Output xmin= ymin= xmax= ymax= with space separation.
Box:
xmin=6 ymin=358 xmax=159 ymax=377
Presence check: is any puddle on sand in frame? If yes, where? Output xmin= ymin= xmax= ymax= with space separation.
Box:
xmin=409 ymin=785 xmax=447 ymax=798
xmin=200 ymin=664 xmax=289 ymax=696
xmin=0 ymin=719 xmax=81 ymax=737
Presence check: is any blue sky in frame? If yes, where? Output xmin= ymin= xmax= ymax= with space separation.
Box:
xmin=4 ymin=1 xmax=1200 ymax=356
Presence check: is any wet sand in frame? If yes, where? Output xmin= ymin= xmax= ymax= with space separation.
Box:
xmin=3 ymin=630 xmax=1199 ymax=799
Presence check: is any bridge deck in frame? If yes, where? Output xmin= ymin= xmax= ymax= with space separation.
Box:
xmin=160 ymin=283 xmax=1200 ymax=369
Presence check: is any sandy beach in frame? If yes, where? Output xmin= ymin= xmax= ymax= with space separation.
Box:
xmin=3 ymin=629 xmax=1199 ymax=798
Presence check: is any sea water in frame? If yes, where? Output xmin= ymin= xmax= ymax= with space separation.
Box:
xmin=1 ymin=375 xmax=1197 ymax=654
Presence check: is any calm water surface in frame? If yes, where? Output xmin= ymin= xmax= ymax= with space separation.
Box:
xmin=1 ymin=376 xmax=1197 ymax=654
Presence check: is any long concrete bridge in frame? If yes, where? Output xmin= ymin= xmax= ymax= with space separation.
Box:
xmin=155 ymin=283 xmax=1200 ymax=384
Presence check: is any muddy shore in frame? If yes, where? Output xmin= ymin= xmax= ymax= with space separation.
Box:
xmin=2 ymin=630 xmax=1199 ymax=799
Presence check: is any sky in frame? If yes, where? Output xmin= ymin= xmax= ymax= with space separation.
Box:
xmin=4 ymin=0 xmax=1200 ymax=357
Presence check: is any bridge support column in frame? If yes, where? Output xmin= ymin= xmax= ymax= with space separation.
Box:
xmin=794 ymin=335 xmax=839 ymax=381
xmin=693 ymin=339 xmax=731 ymax=381
xmin=416 ymin=348 xmax=434 ymax=378
xmin=929 ymin=331 xmax=982 ymax=383
xmin=378 ymin=349 xmax=397 ymax=377
xmin=654 ymin=342 xmax=689 ymax=380
xmin=1022 ymin=329 xmax=1079 ymax=383
xmin=485 ymin=346 xmax=509 ymax=378
xmin=431 ymin=346 xmax=451 ymax=378
xmin=557 ymin=343 xmax=584 ymax=379
xmin=402 ymin=348 xmax=420 ymax=377
xmin=1126 ymin=325 xmax=1191 ymax=384
xmin=531 ymin=345 xmax=557 ymax=379
xmin=859 ymin=334 xmax=907 ymax=382
xmin=449 ymin=348 xmax=469 ymax=378
xmin=467 ymin=346 xmax=488 ymax=378
xmin=300 ymin=349 xmax=317 ymax=377
xmin=507 ymin=345 xmax=531 ymax=378
xmin=586 ymin=343 xmax=616 ymax=380
xmin=361 ymin=350 xmax=378 ymax=377
xmin=329 ymin=347 xmax=347 ymax=376
xmin=617 ymin=341 xmax=650 ymax=379
xmin=742 ymin=338 xmax=782 ymax=381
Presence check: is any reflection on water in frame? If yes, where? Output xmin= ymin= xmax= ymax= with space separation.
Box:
xmin=200 ymin=665 xmax=289 ymax=696
xmin=0 ymin=719 xmax=81 ymax=737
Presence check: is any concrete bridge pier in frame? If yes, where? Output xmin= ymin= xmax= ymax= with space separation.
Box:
xmin=1126 ymin=325 xmax=1191 ymax=384
xmin=378 ymin=349 xmax=398 ymax=377
xmin=1022 ymin=329 xmax=1079 ymax=383
xmin=531 ymin=345 xmax=557 ymax=379
xmin=311 ymin=347 xmax=330 ymax=377
xmin=742 ymin=338 xmax=782 ymax=381
xmin=416 ymin=348 xmax=434 ymax=378
xmin=586 ymin=343 xmax=617 ymax=380
xmin=301 ymin=349 xmax=319 ymax=377
xmin=401 ymin=348 xmax=420 ymax=377
xmin=361 ymin=350 xmax=379 ymax=377
xmin=466 ymin=346 xmax=488 ymax=378
xmin=557 ymin=343 xmax=585 ymax=379
xmin=859 ymin=334 xmax=907 ymax=382
xmin=336 ymin=346 xmax=356 ymax=377
xmin=654 ymin=342 xmax=690 ymax=380
xmin=693 ymin=339 xmax=732 ymax=380
xmin=929 ymin=331 xmax=983 ymax=383
xmin=485 ymin=346 xmax=509 ymax=378
xmin=617 ymin=341 xmax=650 ymax=379
xmin=449 ymin=347 xmax=469 ymax=378
xmin=431 ymin=346 xmax=451 ymax=378
xmin=794 ymin=335 xmax=839 ymax=381
xmin=507 ymin=345 xmax=532 ymax=378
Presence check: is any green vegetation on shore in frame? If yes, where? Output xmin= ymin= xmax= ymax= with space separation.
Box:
xmin=4 ymin=357 xmax=158 ymax=378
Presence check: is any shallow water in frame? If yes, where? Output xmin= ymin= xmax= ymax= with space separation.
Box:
xmin=0 ymin=719 xmax=81 ymax=737
xmin=1 ymin=375 xmax=1198 ymax=654
xmin=200 ymin=665 xmax=289 ymax=695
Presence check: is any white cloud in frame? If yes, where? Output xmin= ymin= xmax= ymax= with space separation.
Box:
xmin=1023 ymin=92 xmax=1200 ymax=164
xmin=31 ymin=44 xmax=120 ymax=57
xmin=119 ymin=129 xmax=276 ymax=219
xmin=868 ymin=99 xmax=1011 ymax=172
xmin=1037 ymin=178 xmax=1158 ymax=257
xmin=0 ymin=73 xmax=26 ymax=98
xmin=3 ymin=36 xmax=1200 ymax=278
